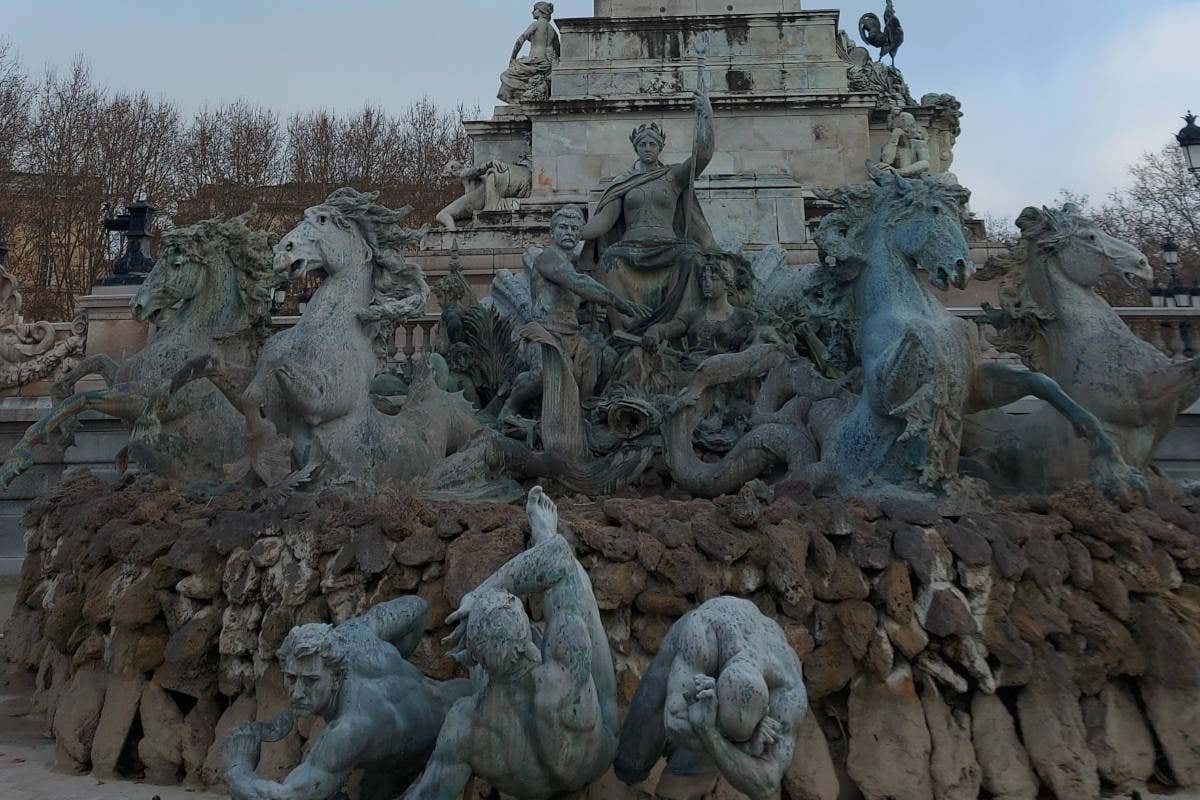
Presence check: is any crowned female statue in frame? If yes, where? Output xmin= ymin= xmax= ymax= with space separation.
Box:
xmin=580 ymin=85 xmax=744 ymax=334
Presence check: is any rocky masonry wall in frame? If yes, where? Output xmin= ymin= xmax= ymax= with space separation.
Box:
xmin=4 ymin=470 xmax=1200 ymax=799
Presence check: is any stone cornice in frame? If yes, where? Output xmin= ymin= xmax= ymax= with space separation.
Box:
xmin=558 ymin=10 xmax=841 ymax=30
xmin=520 ymin=91 xmax=877 ymax=116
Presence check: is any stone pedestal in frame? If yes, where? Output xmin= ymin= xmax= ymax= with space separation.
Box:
xmin=74 ymin=285 xmax=149 ymax=367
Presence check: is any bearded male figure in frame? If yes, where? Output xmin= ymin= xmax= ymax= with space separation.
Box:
xmin=222 ymin=597 xmax=471 ymax=800
xmin=580 ymin=83 xmax=743 ymax=334
xmin=499 ymin=206 xmax=647 ymax=445
xmin=401 ymin=486 xmax=620 ymax=800
xmin=615 ymin=597 xmax=808 ymax=800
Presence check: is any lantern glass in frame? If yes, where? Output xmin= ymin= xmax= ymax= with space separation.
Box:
xmin=1186 ymin=141 xmax=1200 ymax=172
xmin=1163 ymin=247 xmax=1180 ymax=267
xmin=1175 ymin=290 xmax=1192 ymax=308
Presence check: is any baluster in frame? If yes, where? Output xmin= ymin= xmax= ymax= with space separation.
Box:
xmin=402 ymin=322 xmax=416 ymax=362
xmin=423 ymin=320 xmax=439 ymax=354
xmin=1185 ymin=321 xmax=1200 ymax=358
xmin=1166 ymin=320 xmax=1188 ymax=362
xmin=1148 ymin=322 xmax=1169 ymax=355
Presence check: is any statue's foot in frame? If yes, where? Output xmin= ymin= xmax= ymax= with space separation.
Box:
xmin=526 ymin=485 xmax=559 ymax=540
xmin=1090 ymin=458 xmax=1150 ymax=508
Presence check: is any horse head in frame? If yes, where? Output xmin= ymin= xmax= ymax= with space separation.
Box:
xmin=276 ymin=189 xmax=430 ymax=355
xmin=441 ymin=159 xmax=466 ymax=180
xmin=133 ymin=213 xmax=277 ymax=335
xmin=1015 ymin=204 xmax=1152 ymax=290
xmin=867 ymin=161 xmax=975 ymax=291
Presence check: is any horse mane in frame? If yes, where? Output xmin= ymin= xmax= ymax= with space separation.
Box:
xmin=974 ymin=204 xmax=1091 ymax=368
xmin=321 ymin=188 xmax=432 ymax=359
xmin=159 ymin=211 xmax=279 ymax=337
xmin=808 ymin=168 xmax=971 ymax=366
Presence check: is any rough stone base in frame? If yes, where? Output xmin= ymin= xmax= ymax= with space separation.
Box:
xmin=4 ymin=471 xmax=1200 ymax=800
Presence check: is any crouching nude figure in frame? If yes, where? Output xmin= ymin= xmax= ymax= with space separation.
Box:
xmin=222 ymin=597 xmax=472 ymax=800
xmin=401 ymin=486 xmax=619 ymax=800
xmin=615 ymin=597 xmax=808 ymax=800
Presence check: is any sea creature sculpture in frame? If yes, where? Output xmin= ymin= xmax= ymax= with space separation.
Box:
xmin=165 ymin=189 xmax=481 ymax=489
xmin=804 ymin=164 xmax=1145 ymax=502
xmin=0 ymin=213 xmax=280 ymax=486
xmin=965 ymin=204 xmax=1199 ymax=491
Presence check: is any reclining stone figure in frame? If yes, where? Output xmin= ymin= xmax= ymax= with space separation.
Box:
xmin=400 ymin=486 xmax=619 ymax=800
xmin=615 ymin=596 xmax=808 ymax=800
xmin=222 ymin=596 xmax=471 ymax=800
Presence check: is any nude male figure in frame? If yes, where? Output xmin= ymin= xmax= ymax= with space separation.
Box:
xmin=222 ymin=597 xmax=472 ymax=800
xmin=401 ymin=486 xmax=620 ymax=800
xmin=615 ymin=597 xmax=809 ymax=800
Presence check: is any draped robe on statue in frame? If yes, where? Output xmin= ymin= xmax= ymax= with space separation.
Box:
xmin=587 ymin=163 xmax=737 ymax=335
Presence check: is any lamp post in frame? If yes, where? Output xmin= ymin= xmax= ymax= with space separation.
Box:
xmin=1179 ymin=112 xmax=1200 ymax=180
xmin=0 ymin=225 xmax=8 ymax=270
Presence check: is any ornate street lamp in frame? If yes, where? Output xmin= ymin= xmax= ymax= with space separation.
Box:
xmin=1163 ymin=240 xmax=1191 ymax=307
xmin=101 ymin=199 xmax=157 ymax=285
xmin=1178 ymin=112 xmax=1200 ymax=177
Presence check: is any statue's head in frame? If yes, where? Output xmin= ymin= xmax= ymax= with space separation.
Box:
xmin=1013 ymin=204 xmax=1151 ymax=290
xmin=715 ymin=654 xmax=771 ymax=743
xmin=630 ymin=123 xmax=666 ymax=167
xmin=278 ymin=624 xmax=346 ymax=719
xmin=550 ymin=206 xmax=584 ymax=251
xmin=441 ymin=159 xmax=467 ymax=180
xmin=459 ymin=590 xmax=542 ymax=680
xmin=133 ymin=212 xmax=277 ymax=333
xmin=816 ymin=163 xmax=974 ymax=291
xmin=892 ymin=111 xmax=921 ymax=138
xmin=275 ymin=188 xmax=425 ymax=282
xmin=533 ymin=2 xmax=554 ymax=20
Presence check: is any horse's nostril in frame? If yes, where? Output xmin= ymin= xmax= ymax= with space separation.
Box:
xmin=285 ymin=242 xmax=294 ymax=252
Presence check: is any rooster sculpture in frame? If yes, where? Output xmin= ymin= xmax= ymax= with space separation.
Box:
xmin=859 ymin=0 xmax=904 ymax=66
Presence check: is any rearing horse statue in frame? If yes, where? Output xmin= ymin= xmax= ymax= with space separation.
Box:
xmin=809 ymin=163 xmax=1146 ymax=502
xmin=170 ymin=188 xmax=481 ymax=488
xmin=0 ymin=213 xmax=279 ymax=486
xmin=965 ymin=204 xmax=1200 ymax=490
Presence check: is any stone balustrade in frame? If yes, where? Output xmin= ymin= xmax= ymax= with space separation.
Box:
xmin=272 ymin=308 xmax=1200 ymax=365
xmin=952 ymin=307 xmax=1200 ymax=362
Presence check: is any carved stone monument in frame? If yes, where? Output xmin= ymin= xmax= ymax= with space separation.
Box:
xmin=222 ymin=597 xmax=472 ymax=800
xmin=401 ymin=486 xmax=619 ymax=800
xmin=498 ymin=3 xmax=561 ymax=105
xmin=616 ymin=596 xmax=808 ymax=800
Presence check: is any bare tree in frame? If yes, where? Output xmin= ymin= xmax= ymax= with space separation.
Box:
xmin=0 ymin=39 xmax=32 ymax=173
xmin=286 ymin=108 xmax=346 ymax=185
xmin=177 ymin=99 xmax=283 ymax=221
xmin=96 ymin=91 xmax=183 ymax=217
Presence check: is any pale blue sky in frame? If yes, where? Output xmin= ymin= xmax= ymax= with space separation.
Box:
xmin=5 ymin=0 xmax=1199 ymax=222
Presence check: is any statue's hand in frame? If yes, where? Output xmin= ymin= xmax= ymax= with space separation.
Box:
xmin=686 ymin=674 xmax=719 ymax=733
xmin=443 ymin=589 xmax=481 ymax=648
xmin=746 ymin=715 xmax=783 ymax=757
xmin=618 ymin=299 xmax=653 ymax=321
xmin=222 ymin=723 xmax=263 ymax=771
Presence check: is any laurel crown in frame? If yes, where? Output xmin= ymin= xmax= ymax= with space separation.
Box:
xmin=630 ymin=122 xmax=666 ymax=147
